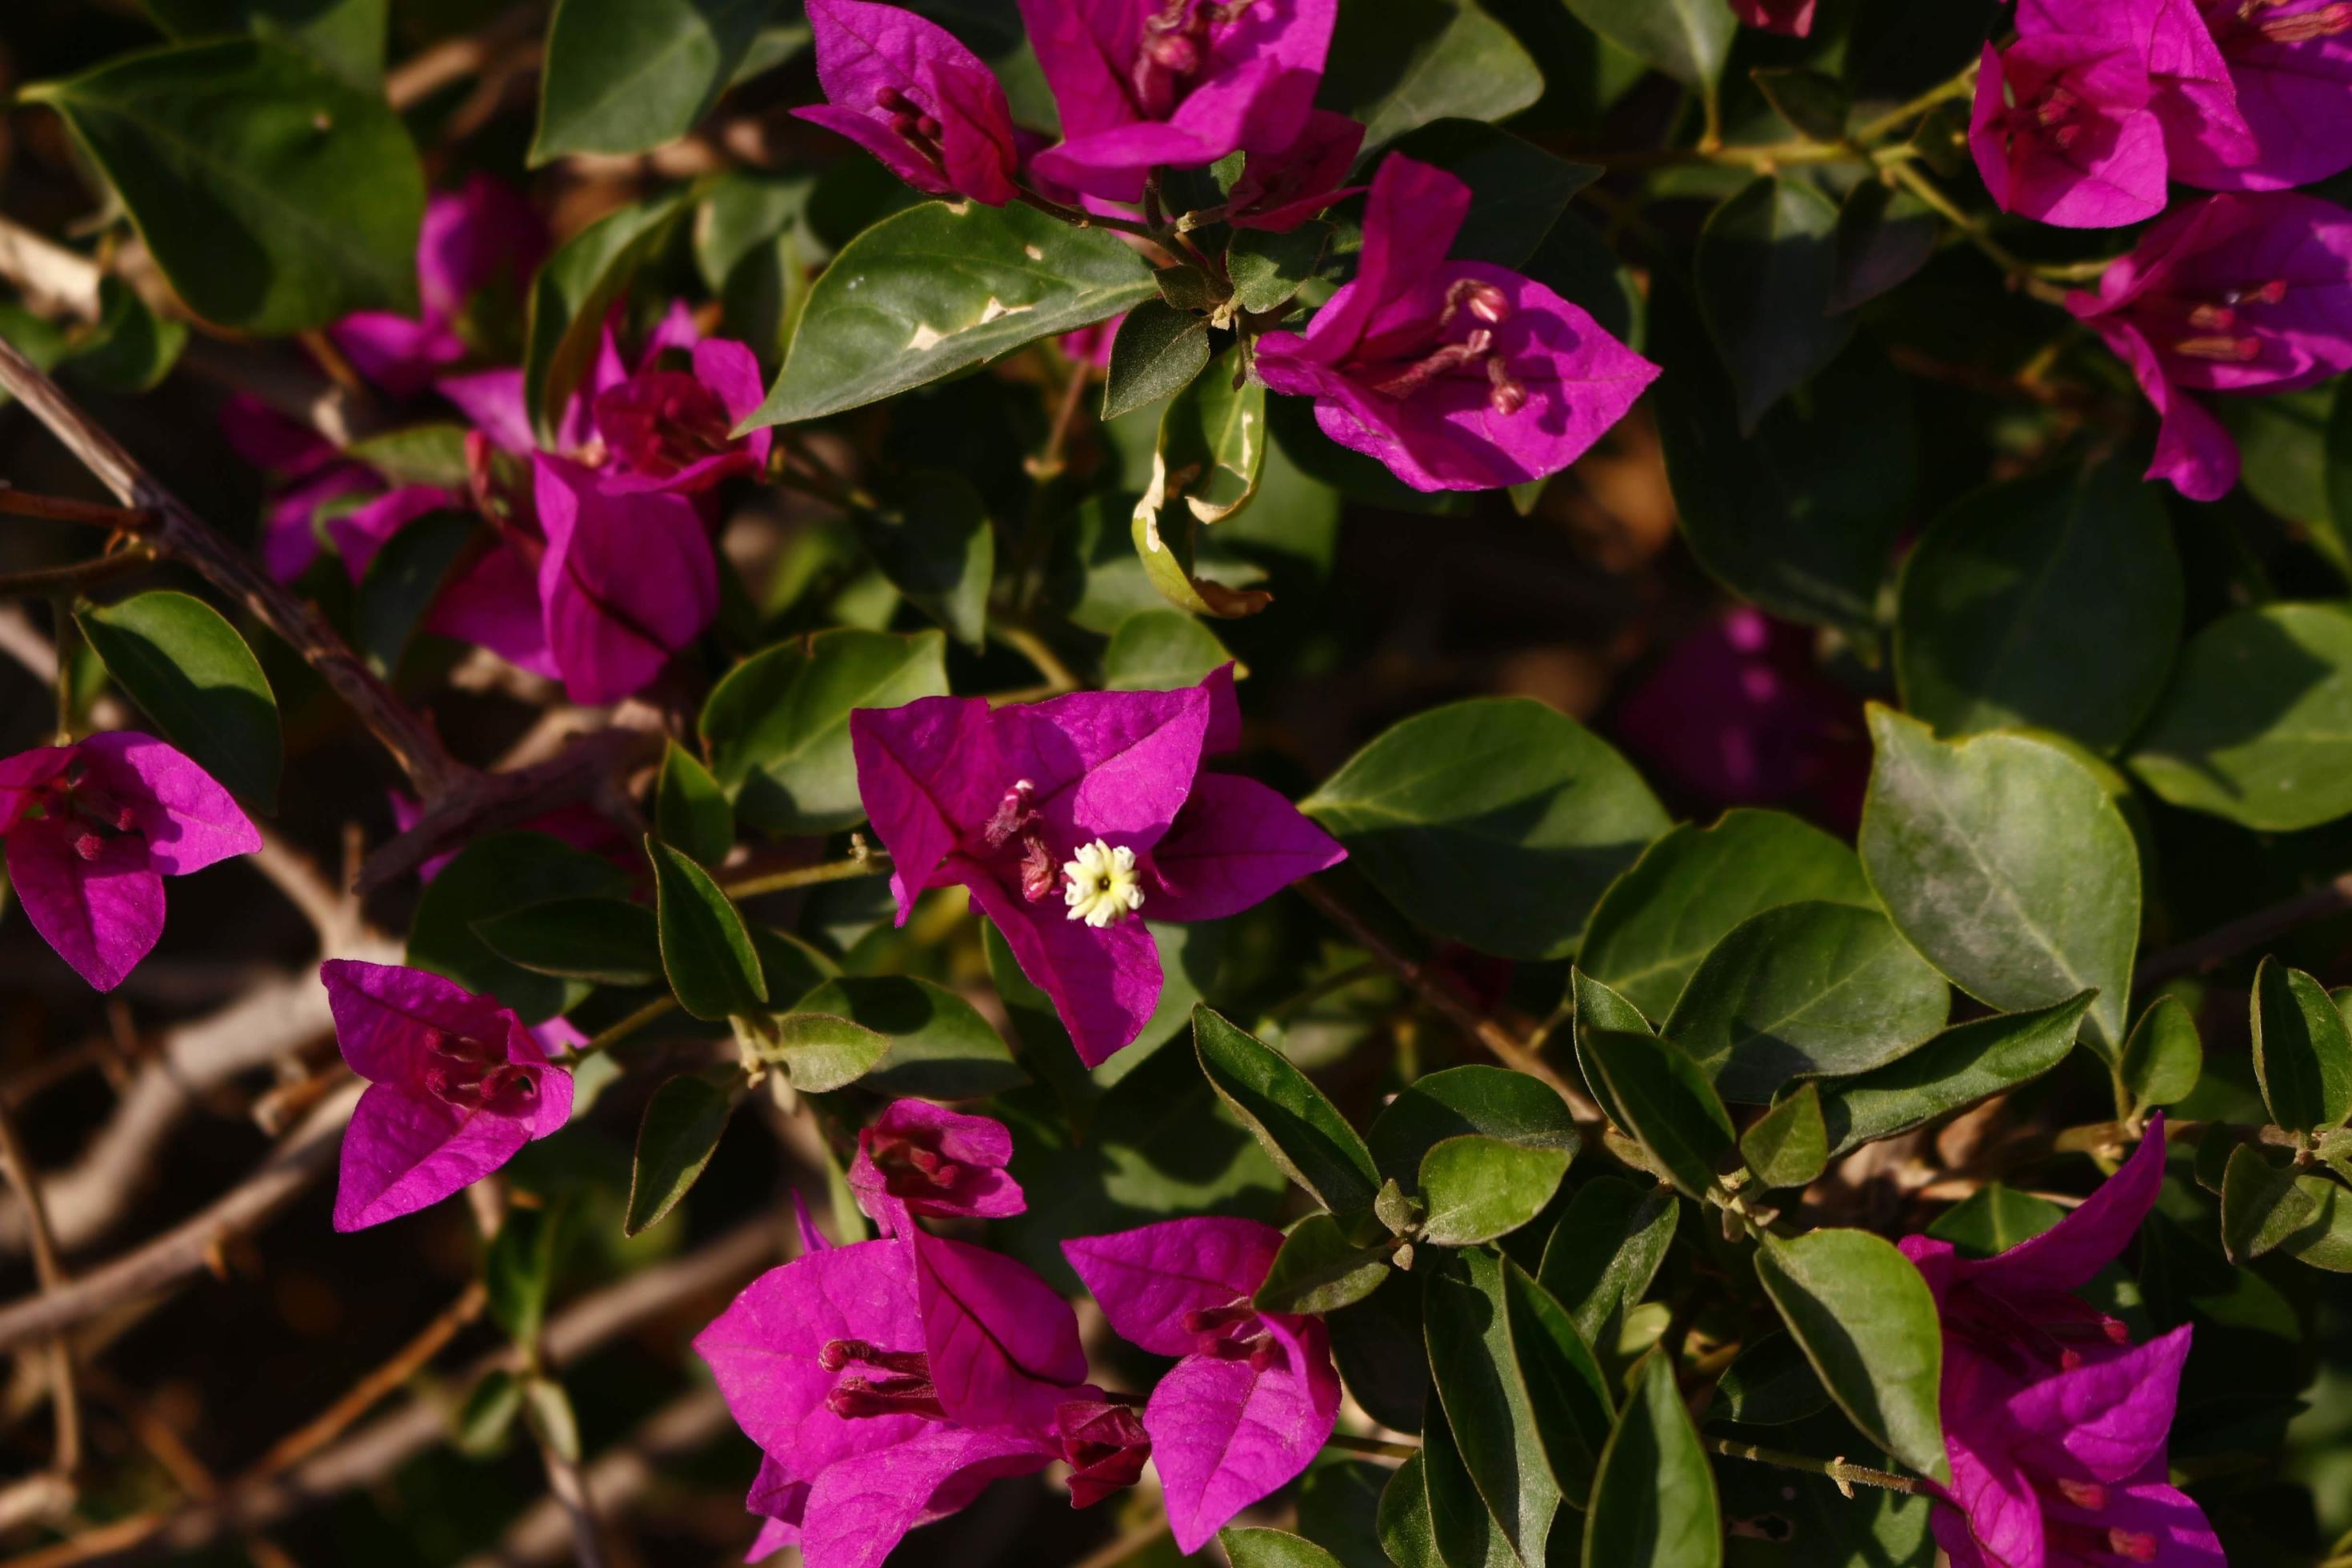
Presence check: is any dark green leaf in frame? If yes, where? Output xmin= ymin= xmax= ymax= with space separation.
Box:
xmin=1222 ymin=1528 xmax=1346 ymax=1568
xmin=1130 ymin=342 xmax=1274 ymax=618
xmin=1752 ymin=1229 xmax=1947 ymax=1483
xmin=1421 ymin=1392 xmax=1517 ymax=1568
xmin=1304 ymin=698 xmax=1668 ymax=962
xmin=145 ymin=0 xmax=388 ymax=84
xmin=1928 ymin=1182 xmax=2066 ymax=1256
xmin=2121 ymin=996 xmax=2202 ymax=1114
xmin=1254 ymin=1212 xmax=1393 ymax=1315
xmin=1713 ymin=1330 xmax=1831 ymax=1426
xmin=1750 ymin=68 xmax=1849 ymax=142
xmin=858 ymin=470 xmax=994 ymax=646
xmin=1581 ymin=1350 xmax=1720 ymax=1568
xmin=1519 ymin=209 xmax=1640 ymax=345
xmin=1369 ymin=1065 xmax=1580 ymax=1185
xmin=66 ymin=277 xmax=189 ymax=393
xmin=625 ymin=1071 xmax=738 ymax=1235
xmin=1378 ymin=1451 xmax=1446 ymax=1568
xmin=2219 ymin=1143 xmax=2319 ymax=1265
xmin=522 ymin=1376 xmax=580 ymax=1464
xmin=1570 ymin=968 xmax=1649 ymax=1130
xmin=26 ymin=39 xmax=422 ymax=332
xmin=1818 ymin=991 xmax=2094 ymax=1158
xmin=2129 ymin=602 xmax=2352 ymax=832
xmin=1557 ymin=0 xmax=1731 ymax=89
xmin=1321 ymin=0 xmax=1544 ymax=149
xmin=453 ymin=1368 xmax=525 ymax=1455
xmin=472 ymin=897 xmax=663 ymax=987
xmin=1694 ymin=178 xmax=1850 ymax=430
xmin=1424 ymin=1249 xmax=1564 ymax=1558
xmin=746 ymin=925 xmax=838 ymax=1010
xmin=1103 ymin=298 xmax=1211 ymax=420
xmin=1418 ymin=1134 xmax=1573 ymax=1246
xmin=1577 ymin=1029 xmax=1736 ymax=1198
xmin=486 ymin=1200 xmax=566 ymax=1345
xmin=1860 ymin=707 xmax=2139 ymax=1057
xmin=656 ymin=741 xmax=734 ymax=866
xmin=1298 ymin=1458 xmax=1391 ymax=1568
xmin=1195 ymin=1005 xmax=1381 ymax=1214
xmin=521 ymin=192 xmax=689 ymax=442
xmin=354 ymin=506 xmax=474 ymax=674
xmin=409 ymin=832 xmax=629 ymax=1023
xmin=700 ymin=628 xmax=949 ymax=834
xmin=1102 ymin=609 xmax=1233 ymax=690
xmin=796 ymin=974 xmax=1025 ymax=1098
xmin=734 ymin=1008 xmax=889 ymax=1091
xmin=749 ymin=199 xmax=1155 ymax=426
xmin=648 ymin=838 xmax=767 ymax=1021
xmin=1578 ymin=809 xmax=1871 ymax=1019
xmin=2223 ymin=386 xmax=2335 ymax=530
xmin=1663 ymin=902 xmax=1949 ymax=1103
xmin=1828 ymin=180 xmax=1938 ymax=313
xmin=2270 ymin=1168 xmax=2352 ymax=1271
xmin=1499 ymin=1260 xmax=1615 ymax=1508
xmin=531 ymin=0 xmax=772 ymax=162
xmin=1390 ymin=120 xmax=1599 ymax=268
xmin=1740 ymin=1082 xmax=1827 ymax=1190
xmin=2252 ymin=956 xmax=2352 ymax=1134
xmin=78 ymin=589 xmax=280 ymax=810
xmin=1894 ymin=462 xmax=2182 ymax=754
xmin=2328 ymin=378 xmax=2352 ymax=561
xmin=1537 ymin=1175 xmax=1678 ymax=1346
xmin=1229 ymin=222 xmax=1331 ymax=315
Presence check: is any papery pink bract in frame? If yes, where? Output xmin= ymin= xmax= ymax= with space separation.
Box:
xmin=1730 ymin=0 xmax=1816 ymax=34
xmin=847 ymin=1099 xmax=1026 ymax=1235
xmin=1065 ymin=1216 xmax=1340 ymax=1553
xmin=1254 ymin=154 xmax=1659 ymax=492
xmin=797 ymin=0 xmax=1022 ymax=205
xmin=2067 ymin=191 xmax=2352 ymax=500
xmin=326 ymin=484 xmax=462 ymax=581
xmin=1968 ymin=37 xmax=2168 ymax=228
xmin=1226 ymin=110 xmax=1366 ymax=231
xmin=594 ymin=338 xmax=774 ymax=493
xmin=321 ymin=959 xmax=573 ymax=1230
xmin=221 ymin=393 xmax=375 ymax=582
xmin=911 ymin=1228 xmax=1091 ymax=1430
xmin=532 ymin=454 xmax=719 ymax=704
xmin=850 ymin=667 xmax=1343 ymax=1065
xmin=2015 ymin=0 xmax=2257 ymax=179
xmin=0 ymin=734 xmax=259 ymax=991
xmin=1022 ymin=0 xmax=1338 ymax=201
xmin=1057 ymin=1399 xmax=1153 ymax=1506
xmin=331 ymin=175 xmax=546 ymax=395
xmin=2174 ymin=0 xmax=2352 ymax=190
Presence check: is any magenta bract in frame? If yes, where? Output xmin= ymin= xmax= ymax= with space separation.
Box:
xmin=1968 ymin=37 xmax=2168 ymax=228
xmin=847 ymin=1098 xmax=1026 ymax=1234
xmin=593 ymin=338 xmax=774 ymax=494
xmin=1226 ymin=109 xmax=1366 ymax=231
xmin=330 ymin=174 xmax=547 ymax=395
xmin=2173 ymin=0 xmax=2352 ymax=190
xmin=797 ymin=0 xmax=1022 ymax=205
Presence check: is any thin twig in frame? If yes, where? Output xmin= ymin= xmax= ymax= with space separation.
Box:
xmin=1703 ymin=1436 xmax=1922 ymax=1495
xmin=452 ymin=1390 xmax=732 ymax=1568
xmin=534 ymin=1427 xmax=610 ymax=1568
xmin=720 ymin=846 xmax=890 ymax=900
xmin=0 ymin=549 xmax=157 ymax=598
xmin=238 ymin=1282 xmax=489 ymax=1483
xmin=356 ymin=726 xmax=660 ymax=893
xmin=554 ymin=996 xmax=680 ymax=1067
xmin=0 ymin=1100 xmax=81 ymax=1493
xmin=0 ymin=490 xmax=154 ymax=530
xmin=1323 ymin=1431 xmax=1416 ymax=1459
xmin=2136 ymin=871 xmax=2352 ymax=993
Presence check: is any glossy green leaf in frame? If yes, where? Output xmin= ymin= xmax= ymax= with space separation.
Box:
xmin=1103 ymin=609 xmax=1233 ymax=690
xmin=1424 ymin=1248 xmax=1564 ymax=1558
xmin=1930 ymin=1183 xmax=2066 ymax=1256
xmin=1418 ymin=1134 xmax=1573 ymax=1246
xmin=521 ymin=191 xmax=689 ymax=442
xmin=746 ymin=925 xmax=838 ymax=1010
xmin=748 ymin=198 xmax=1155 ymax=426
xmin=1369 ymin=1065 xmax=1580 ymax=1186
xmin=68 ymin=276 xmax=189 ymax=394
xmin=1664 ymin=901 xmax=1949 ymax=1103
xmin=1221 ymin=1528 xmax=1346 ymax=1568
xmin=625 ymin=1071 xmax=738 ymax=1235
xmin=700 ymin=628 xmax=949 ymax=834
xmin=532 ymin=0 xmax=771 ymax=162
xmin=1751 ymin=67 xmax=1850 ymax=142
xmin=656 ymin=741 xmax=734 ymax=866
xmin=1753 ymin=1229 xmax=1947 ymax=1483
xmin=1254 ymin=1212 xmax=1393 ymax=1315
xmin=1570 ymin=968 xmax=1649 ymax=1129
xmin=472 ymin=897 xmax=663 ymax=988
xmin=1537 ymin=1175 xmax=1678 ymax=1347
xmin=1499 ymin=1261 xmax=1615 ymax=1510
xmin=1818 ymin=991 xmax=2094 ymax=1158
xmin=1194 ymin=1005 xmax=1380 ymax=1215
xmin=1576 ymin=1029 xmax=1736 ymax=1198
xmin=795 ymin=974 xmax=1025 ymax=1098
xmin=1304 ymin=698 xmax=1668 ymax=962
xmin=1578 ymin=809 xmax=1871 ymax=1018
xmin=145 ymin=0 xmax=388 ymax=84
xmin=1895 ymin=462 xmax=2182 ymax=754
xmin=857 ymin=470 xmax=994 ymax=646
xmin=2121 ymin=996 xmax=2202 ymax=1114
xmin=648 ymin=838 xmax=767 ymax=1022
xmin=1581 ymin=1351 xmax=1720 ymax=1568
xmin=26 ymin=39 xmax=421 ymax=332
xmin=1694 ymin=178 xmax=1851 ymax=431
xmin=1390 ymin=120 xmax=1599 ymax=268
xmin=1558 ymin=0 xmax=1730 ymax=89
xmin=1740 ymin=1082 xmax=1827 ymax=1190
xmin=1103 ymin=298 xmax=1211 ymax=420
xmin=2270 ymin=1168 xmax=2352 ymax=1271
xmin=1860 ymin=707 xmax=2139 ymax=1057
xmin=2129 ymin=602 xmax=2352 ymax=832
xmin=2220 ymin=1143 xmax=2318 ymax=1265
xmin=1228 ymin=222 xmax=1331 ymax=315
xmin=1378 ymin=1451 xmax=1446 ymax=1568
xmin=2253 ymin=956 xmax=2352 ymax=1134
xmin=734 ymin=1008 xmax=890 ymax=1092
xmin=78 ymin=590 xmax=280 ymax=810
xmin=1421 ymin=1393 xmax=1518 ymax=1568
xmin=1714 ymin=1330 xmax=1831 ymax=1426
xmin=409 ymin=833 xmax=629 ymax=1023
xmin=1322 ymin=0 xmax=1544 ymax=150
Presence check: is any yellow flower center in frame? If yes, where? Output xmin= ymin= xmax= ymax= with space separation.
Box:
xmin=1062 ymin=838 xmax=1146 ymax=928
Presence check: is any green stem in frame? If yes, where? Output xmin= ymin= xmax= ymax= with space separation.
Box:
xmin=1014 ymin=189 xmax=1159 ymax=242
xmin=1703 ymin=1437 xmax=1922 ymax=1495
xmin=556 ymin=994 xmax=679 ymax=1067
xmin=998 ymin=623 xmax=1083 ymax=695
xmin=1853 ymin=62 xmax=1982 ymax=145
xmin=1886 ymin=162 xmax=2070 ymax=305
xmin=722 ymin=850 xmax=890 ymax=900
xmin=1324 ymin=1432 xmax=1419 ymax=1460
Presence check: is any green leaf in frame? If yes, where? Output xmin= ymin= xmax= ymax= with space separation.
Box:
xmin=1368 ymin=1065 xmax=1580 ymax=1186
xmin=2219 ymin=1143 xmax=2319 ymax=1265
xmin=1894 ymin=462 xmax=2182 ymax=754
xmin=522 ymin=1376 xmax=581 ymax=1464
xmin=857 ymin=470 xmax=995 ymax=647
xmin=2128 ymin=602 xmax=2352 ymax=832
xmin=700 ymin=628 xmax=949 ymax=834
xmin=68 ymin=277 xmax=189 ymax=394
xmin=409 ymin=832 xmax=628 ymax=1023
xmin=1377 ymin=1451 xmax=1445 ymax=1568
xmin=734 ymin=1009 xmax=890 ymax=1092
xmin=1752 ymin=1228 xmax=1947 ymax=1483
xmin=1221 ymin=1527 xmax=1346 ymax=1568
xmin=1663 ymin=902 xmax=1950 ymax=1103
xmin=26 ymin=38 xmax=421 ymax=332
xmin=1322 ymin=0 xmax=1544 ymax=150
xmin=486 ymin=1200 xmax=566 ymax=1346
xmin=354 ymin=506 xmax=474 ymax=674
xmin=531 ymin=0 xmax=772 ymax=162
xmin=1254 ymin=1212 xmax=1393 ymax=1315
xmin=1750 ymin=67 xmax=1850 ymax=142
xmin=2329 ymin=378 xmax=2352 ymax=563
xmin=648 ymin=838 xmax=767 ymax=1022
xmin=520 ymin=191 xmax=689 ymax=443
xmin=748 ymin=199 xmax=1156 ymax=426
xmin=794 ymin=974 xmax=1026 ymax=1098
xmin=1570 ymin=968 xmax=1649 ymax=1130
xmin=1860 ymin=707 xmax=2139 ymax=1058
xmin=1229 ymin=222 xmax=1331 ymax=315
xmin=1827 ymin=180 xmax=1937 ymax=314
xmin=472 ymin=897 xmax=663 ymax=987
xmin=1929 ymin=1182 xmax=2066 ymax=1256
xmin=746 ymin=922 xmax=842 ymax=1009
xmin=1537 ymin=1175 xmax=1678 ymax=1346
xmin=1713 ymin=1330 xmax=1831 ymax=1426
xmin=1581 ymin=1351 xmax=1720 ymax=1568
xmin=1418 ymin=1134 xmax=1573 ymax=1246
xmin=1194 ymin=1005 xmax=1381 ymax=1215
xmin=656 ymin=741 xmax=734 ymax=866
xmin=2268 ymin=1168 xmax=2352 ymax=1272
xmin=1576 ymin=1029 xmax=1736 ymax=1199
xmin=1103 ymin=298 xmax=1212 ymax=420
xmin=346 ymin=422 xmax=470 ymax=489
xmin=78 ymin=590 xmax=280 ymax=810
xmin=1304 ymin=698 xmax=1667 ymax=962
xmin=1130 ymin=342 xmax=1274 ymax=618
xmin=1103 ymin=609 xmax=1233 ymax=690
xmin=1818 ymin=992 xmax=2094 ymax=1158
xmin=1694 ymin=178 xmax=1851 ymax=431
xmin=1558 ymin=0 xmax=1730 ymax=89
xmin=453 ymin=1368 xmax=526 ymax=1456
xmin=1424 ymin=1249 xmax=1564 ymax=1559
xmin=1740 ymin=1082 xmax=1827 ymax=1190
xmin=144 ymin=0 xmax=388 ymax=84
xmin=1578 ymin=809 xmax=1872 ymax=1019
xmin=1499 ymin=1261 xmax=1616 ymax=1509
xmin=2252 ymin=956 xmax=2352 ymax=1134
xmin=625 ymin=1071 xmax=738 ymax=1236
xmin=2224 ymin=386 xmax=2336 ymax=530
xmin=2121 ymin=996 xmax=2202 ymax=1114
xmin=1390 ymin=120 xmax=1599 ymax=268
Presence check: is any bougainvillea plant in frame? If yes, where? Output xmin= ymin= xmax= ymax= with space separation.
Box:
xmin=2 ymin=0 xmax=2352 ymax=1563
